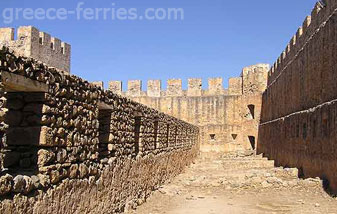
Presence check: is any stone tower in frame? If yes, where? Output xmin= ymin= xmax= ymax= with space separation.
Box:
xmin=0 ymin=26 xmax=71 ymax=73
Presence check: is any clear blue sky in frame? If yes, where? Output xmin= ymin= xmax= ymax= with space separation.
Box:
xmin=0 ymin=0 xmax=318 ymax=90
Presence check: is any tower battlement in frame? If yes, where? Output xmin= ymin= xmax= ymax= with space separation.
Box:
xmin=106 ymin=64 xmax=269 ymax=98
xmin=0 ymin=26 xmax=71 ymax=73
xmin=108 ymin=78 xmax=228 ymax=97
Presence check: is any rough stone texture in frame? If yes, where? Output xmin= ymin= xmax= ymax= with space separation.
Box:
xmin=258 ymin=1 xmax=337 ymax=193
xmin=127 ymin=80 xmax=142 ymax=97
xmin=91 ymin=81 xmax=104 ymax=89
xmin=0 ymin=47 xmax=199 ymax=213
xmin=147 ymin=80 xmax=161 ymax=98
xmin=187 ymin=78 xmax=202 ymax=97
xmin=115 ymin=64 xmax=269 ymax=154
xmin=207 ymin=78 xmax=224 ymax=96
xmin=166 ymin=79 xmax=183 ymax=96
xmin=133 ymin=154 xmax=333 ymax=214
xmin=228 ymin=77 xmax=242 ymax=95
xmin=0 ymin=26 xmax=71 ymax=73
xmin=108 ymin=81 xmax=123 ymax=95
xmin=0 ymin=150 xmax=197 ymax=214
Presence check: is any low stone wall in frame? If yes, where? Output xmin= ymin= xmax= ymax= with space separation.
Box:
xmin=0 ymin=150 xmax=197 ymax=213
xmin=0 ymin=46 xmax=199 ymax=213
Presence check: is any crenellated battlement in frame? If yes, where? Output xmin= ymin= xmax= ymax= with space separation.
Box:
xmin=267 ymin=1 xmax=336 ymax=86
xmin=0 ymin=26 xmax=71 ymax=73
xmin=187 ymin=78 xmax=202 ymax=96
xmin=108 ymin=77 xmax=228 ymax=97
xmin=106 ymin=64 xmax=269 ymax=98
xmin=105 ymin=64 xmax=270 ymax=154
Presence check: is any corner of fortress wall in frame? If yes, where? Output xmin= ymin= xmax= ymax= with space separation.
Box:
xmin=242 ymin=64 xmax=270 ymax=95
xmin=259 ymin=0 xmax=337 ymax=193
xmin=103 ymin=64 xmax=270 ymax=154
xmin=0 ymin=26 xmax=71 ymax=73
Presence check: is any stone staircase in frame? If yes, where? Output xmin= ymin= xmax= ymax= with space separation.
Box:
xmin=173 ymin=153 xmax=322 ymax=190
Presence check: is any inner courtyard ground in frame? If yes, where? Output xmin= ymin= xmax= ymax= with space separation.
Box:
xmin=132 ymin=153 xmax=337 ymax=214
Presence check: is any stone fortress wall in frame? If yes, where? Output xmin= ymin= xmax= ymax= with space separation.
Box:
xmin=258 ymin=0 xmax=337 ymax=192
xmin=105 ymin=64 xmax=269 ymax=153
xmin=0 ymin=47 xmax=199 ymax=213
xmin=0 ymin=26 xmax=71 ymax=73
xmin=1 ymin=0 xmax=336 ymax=211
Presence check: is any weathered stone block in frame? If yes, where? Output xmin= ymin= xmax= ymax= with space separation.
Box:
xmin=0 ymin=174 xmax=13 ymax=196
xmin=187 ymin=78 xmax=202 ymax=96
xmin=69 ymin=164 xmax=78 ymax=179
xmin=166 ymin=79 xmax=182 ymax=96
xmin=207 ymin=78 xmax=223 ymax=95
xmin=92 ymin=81 xmax=104 ymax=89
xmin=109 ymin=81 xmax=122 ymax=95
xmin=38 ymin=149 xmax=55 ymax=167
xmin=23 ymin=176 xmax=34 ymax=194
xmin=127 ymin=80 xmax=142 ymax=97
xmin=147 ymin=80 xmax=161 ymax=97
xmin=228 ymin=77 xmax=242 ymax=95
xmin=12 ymin=175 xmax=25 ymax=193
xmin=49 ymin=170 xmax=61 ymax=184
xmin=79 ymin=164 xmax=89 ymax=178
xmin=39 ymin=126 xmax=54 ymax=146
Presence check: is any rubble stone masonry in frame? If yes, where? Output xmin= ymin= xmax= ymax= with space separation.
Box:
xmin=0 ymin=47 xmax=199 ymax=213
xmin=108 ymin=64 xmax=269 ymax=154
xmin=258 ymin=1 xmax=337 ymax=192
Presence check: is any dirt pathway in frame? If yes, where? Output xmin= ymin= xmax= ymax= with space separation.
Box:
xmin=131 ymin=154 xmax=337 ymax=214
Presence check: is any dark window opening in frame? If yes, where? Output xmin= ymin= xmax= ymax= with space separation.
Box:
xmin=166 ymin=124 xmax=170 ymax=147
xmin=134 ymin=116 xmax=142 ymax=155
xmin=210 ymin=134 xmax=216 ymax=140
xmin=313 ymin=120 xmax=316 ymax=138
xmin=322 ymin=118 xmax=328 ymax=137
xmin=174 ymin=126 xmax=178 ymax=146
xmin=39 ymin=37 xmax=43 ymax=45
xmin=50 ymin=42 xmax=54 ymax=49
xmin=61 ymin=47 xmax=64 ymax=54
xmin=231 ymin=134 xmax=237 ymax=140
xmin=154 ymin=120 xmax=159 ymax=150
xmin=98 ymin=109 xmax=113 ymax=158
xmin=289 ymin=124 xmax=294 ymax=138
xmin=248 ymin=104 xmax=255 ymax=119
xmin=284 ymin=124 xmax=288 ymax=139
xmin=3 ymin=92 xmax=46 ymax=175
xmin=303 ymin=123 xmax=307 ymax=139
xmin=248 ymin=136 xmax=256 ymax=150
xmin=298 ymin=167 xmax=305 ymax=178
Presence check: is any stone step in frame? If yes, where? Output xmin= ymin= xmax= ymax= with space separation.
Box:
xmin=222 ymin=160 xmax=275 ymax=169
